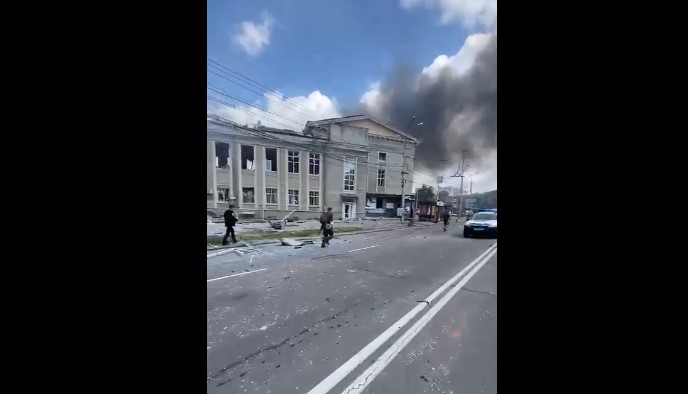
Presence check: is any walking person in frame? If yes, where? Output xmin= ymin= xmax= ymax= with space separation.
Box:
xmin=442 ymin=210 xmax=451 ymax=232
xmin=222 ymin=205 xmax=238 ymax=245
xmin=320 ymin=207 xmax=334 ymax=248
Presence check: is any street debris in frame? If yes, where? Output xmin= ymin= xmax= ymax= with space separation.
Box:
xmin=281 ymin=238 xmax=304 ymax=246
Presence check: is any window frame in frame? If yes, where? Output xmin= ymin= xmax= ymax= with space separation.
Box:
xmin=377 ymin=169 xmax=385 ymax=187
xmin=309 ymin=152 xmax=320 ymax=175
xmin=343 ymin=157 xmax=357 ymax=192
xmin=288 ymin=189 xmax=300 ymax=205
xmin=241 ymin=145 xmax=255 ymax=171
xmin=288 ymin=150 xmax=300 ymax=174
xmin=265 ymin=188 xmax=278 ymax=205
xmin=217 ymin=187 xmax=230 ymax=202
xmin=265 ymin=147 xmax=278 ymax=172
xmin=308 ymin=191 xmax=319 ymax=207
xmin=242 ymin=187 xmax=255 ymax=203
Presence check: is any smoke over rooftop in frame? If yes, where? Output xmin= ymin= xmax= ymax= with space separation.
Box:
xmin=357 ymin=31 xmax=497 ymax=173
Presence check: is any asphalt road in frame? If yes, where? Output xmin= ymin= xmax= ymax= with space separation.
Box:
xmin=207 ymin=221 xmax=496 ymax=394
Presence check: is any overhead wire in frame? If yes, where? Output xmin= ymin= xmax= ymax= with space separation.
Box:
xmin=206 ymin=96 xmax=295 ymax=130
xmin=207 ymin=59 xmax=328 ymax=119
xmin=207 ymin=67 xmax=320 ymax=120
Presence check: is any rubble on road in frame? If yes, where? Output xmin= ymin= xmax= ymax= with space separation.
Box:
xmin=280 ymin=238 xmax=304 ymax=246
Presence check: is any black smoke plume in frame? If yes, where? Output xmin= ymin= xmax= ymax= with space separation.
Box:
xmin=355 ymin=32 xmax=497 ymax=172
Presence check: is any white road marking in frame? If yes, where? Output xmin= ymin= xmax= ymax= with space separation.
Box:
xmin=340 ymin=247 xmax=497 ymax=394
xmin=347 ymin=245 xmax=379 ymax=253
xmin=306 ymin=242 xmax=497 ymax=394
xmin=206 ymin=268 xmax=268 ymax=282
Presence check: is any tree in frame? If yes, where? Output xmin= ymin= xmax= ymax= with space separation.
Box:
xmin=417 ymin=185 xmax=436 ymax=204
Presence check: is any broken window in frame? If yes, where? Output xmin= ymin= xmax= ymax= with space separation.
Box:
xmin=288 ymin=150 xmax=299 ymax=173
xmin=344 ymin=158 xmax=356 ymax=192
xmin=217 ymin=188 xmax=230 ymax=202
xmin=377 ymin=169 xmax=385 ymax=187
xmin=265 ymin=148 xmax=277 ymax=172
xmin=265 ymin=188 xmax=277 ymax=204
xmin=309 ymin=153 xmax=320 ymax=175
xmin=309 ymin=191 xmax=319 ymax=206
xmin=378 ymin=152 xmax=386 ymax=163
xmin=288 ymin=189 xmax=299 ymax=205
xmin=241 ymin=145 xmax=255 ymax=170
xmin=215 ymin=142 xmax=230 ymax=168
xmin=242 ymin=187 xmax=255 ymax=203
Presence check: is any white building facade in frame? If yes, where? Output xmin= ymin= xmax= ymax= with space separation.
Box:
xmin=207 ymin=115 xmax=419 ymax=220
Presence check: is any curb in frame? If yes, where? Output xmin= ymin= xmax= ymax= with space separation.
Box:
xmin=206 ymin=225 xmax=421 ymax=251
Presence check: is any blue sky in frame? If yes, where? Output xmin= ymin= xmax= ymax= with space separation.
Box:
xmin=208 ymin=0 xmax=471 ymax=105
xmin=207 ymin=0 xmax=498 ymax=192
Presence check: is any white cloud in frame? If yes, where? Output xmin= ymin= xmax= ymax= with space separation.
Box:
xmin=400 ymin=0 xmax=497 ymax=29
xmin=210 ymin=90 xmax=341 ymax=130
xmin=233 ymin=11 xmax=275 ymax=57
xmin=359 ymin=81 xmax=382 ymax=116
xmin=421 ymin=32 xmax=491 ymax=78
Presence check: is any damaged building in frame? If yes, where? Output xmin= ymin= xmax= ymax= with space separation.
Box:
xmin=207 ymin=114 xmax=419 ymax=219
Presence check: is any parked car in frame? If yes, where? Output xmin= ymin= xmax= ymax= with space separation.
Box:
xmin=463 ymin=211 xmax=497 ymax=238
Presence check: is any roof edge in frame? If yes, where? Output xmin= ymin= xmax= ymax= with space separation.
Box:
xmin=306 ymin=115 xmax=420 ymax=143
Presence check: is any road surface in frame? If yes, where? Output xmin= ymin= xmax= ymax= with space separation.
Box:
xmin=207 ymin=221 xmax=496 ymax=394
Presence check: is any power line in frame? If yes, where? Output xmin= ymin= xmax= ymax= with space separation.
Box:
xmin=207 ymin=85 xmax=304 ymax=127
xmin=207 ymin=97 xmax=295 ymax=130
xmin=207 ymin=67 xmax=319 ymax=120
xmin=207 ymin=58 xmax=326 ymax=118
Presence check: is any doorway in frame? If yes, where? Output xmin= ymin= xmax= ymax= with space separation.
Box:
xmin=343 ymin=202 xmax=355 ymax=219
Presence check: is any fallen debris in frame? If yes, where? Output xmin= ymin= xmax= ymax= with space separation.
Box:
xmin=206 ymin=248 xmax=236 ymax=259
xmin=281 ymin=238 xmax=304 ymax=246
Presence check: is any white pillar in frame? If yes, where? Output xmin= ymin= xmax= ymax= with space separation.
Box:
xmin=209 ymin=140 xmax=218 ymax=209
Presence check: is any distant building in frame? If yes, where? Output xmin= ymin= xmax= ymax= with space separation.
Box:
xmin=207 ymin=114 xmax=420 ymax=219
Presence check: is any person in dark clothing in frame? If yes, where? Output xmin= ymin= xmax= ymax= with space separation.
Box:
xmin=320 ymin=207 xmax=334 ymax=247
xmin=222 ymin=205 xmax=238 ymax=245
xmin=442 ymin=210 xmax=451 ymax=231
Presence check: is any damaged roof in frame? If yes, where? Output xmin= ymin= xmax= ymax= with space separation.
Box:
xmin=306 ymin=115 xmax=420 ymax=143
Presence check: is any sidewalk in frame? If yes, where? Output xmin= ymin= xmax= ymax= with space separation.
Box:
xmin=206 ymin=217 xmax=421 ymax=237
xmin=207 ymin=219 xmax=435 ymax=251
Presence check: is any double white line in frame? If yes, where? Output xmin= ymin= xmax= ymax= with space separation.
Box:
xmin=307 ymin=242 xmax=497 ymax=394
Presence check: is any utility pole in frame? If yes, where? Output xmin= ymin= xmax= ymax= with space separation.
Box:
xmin=451 ymin=150 xmax=468 ymax=217
xmin=400 ymin=141 xmax=407 ymax=223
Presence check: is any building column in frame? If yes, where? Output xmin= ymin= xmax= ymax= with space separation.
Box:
xmin=231 ymin=143 xmax=242 ymax=209
xmin=280 ymin=147 xmax=288 ymax=210
xmin=256 ymin=146 xmax=265 ymax=210
xmin=305 ymin=153 xmax=310 ymax=210
xmin=208 ymin=140 xmax=218 ymax=209
xmin=300 ymin=151 xmax=308 ymax=210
